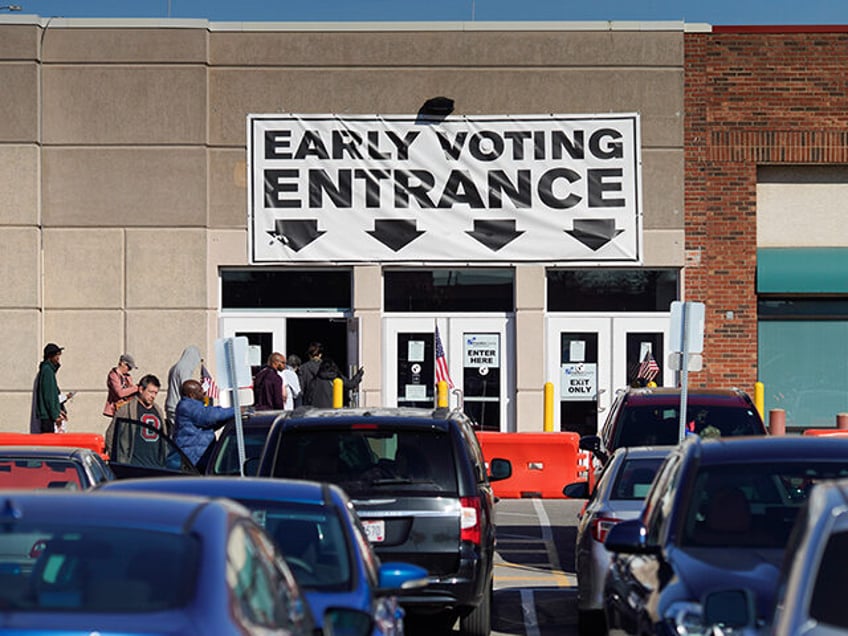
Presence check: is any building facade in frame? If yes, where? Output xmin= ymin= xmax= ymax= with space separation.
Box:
xmin=19 ymin=16 xmax=840 ymax=435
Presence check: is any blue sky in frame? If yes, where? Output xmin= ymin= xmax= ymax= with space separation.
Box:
xmin=7 ymin=0 xmax=848 ymax=24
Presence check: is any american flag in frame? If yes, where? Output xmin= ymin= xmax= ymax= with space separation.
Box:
xmin=434 ymin=326 xmax=455 ymax=388
xmin=201 ymin=364 xmax=220 ymax=401
xmin=637 ymin=351 xmax=660 ymax=382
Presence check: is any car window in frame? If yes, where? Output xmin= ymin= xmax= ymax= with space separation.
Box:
xmin=611 ymin=457 xmax=664 ymax=501
xmin=246 ymin=500 xmax=352 ymax=590
xmin=643 ymin=454 xmax=681 ymax=545
xmin=0 ymin=525 xmax=198 ymax=612
xmin=228 ymin=521 xmax=304 ymax=631
xmin=273 ymin=428 xmax=458 ymax=496
xmin=208 ymin=428 xmax=268 ymax=476
xmin=0 ymin=458 xmax=84 ymax=490
xmin=809 ymin=530 xmax=848 ymax=628
xmin=109 ymin=418 xmax=196 ymax=472
xmin=681 ymin=462 xmax=848 ymax=549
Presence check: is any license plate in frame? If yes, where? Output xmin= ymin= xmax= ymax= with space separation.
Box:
xmin=362 ymin=519 xmax=385 ymax=543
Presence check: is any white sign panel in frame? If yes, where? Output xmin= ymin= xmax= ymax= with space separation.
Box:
xmin=248 ymin=114 xmax=643 ymax=263
xmin=464 ymin=333 xmax=500 ymax=368
xmin=560 ymin=363 xmax=597 ymax=401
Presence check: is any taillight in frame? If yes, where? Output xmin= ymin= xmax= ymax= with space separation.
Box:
xmin=590 ymin=516 xmax=620 ymax=543
xmin=29 ymin=539 xmax=49 ymax=559
xmin=460 ymin=496 xmax=482 ymax=545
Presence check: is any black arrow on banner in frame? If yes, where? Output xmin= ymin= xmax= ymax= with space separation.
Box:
xmin=565 ymin=219 xmax=624 ymax=251
xmin=366 ymin=219 xmax=425 ymax=252
xmin=466 ymin=219 xmax=524 ymax=252
xmin=267 ymin=219 xmax=326 ymax=252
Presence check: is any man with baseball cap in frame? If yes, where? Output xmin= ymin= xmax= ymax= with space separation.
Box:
xmin=103 ymin=353 xmax=139 ymax=417
xmin=34 ymin=343 xmax=67 ymax=433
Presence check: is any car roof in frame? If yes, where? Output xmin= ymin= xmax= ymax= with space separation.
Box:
xmin=686 ymin=435 xmax=848 ymax=463
xmin=275 ymin=406 xmax=461 ymax=431
xmin=0 ymin=446 xmax=90 ymax=460
xmin=100 ymin=476 xmax=344 ymax=507
xmin=620 ymin=387 xmax=753 ymax=406
xmin=0 ymin=490 xmax=244 ymax=531
xmin=612 ymin=446 xmax=674 ymax=460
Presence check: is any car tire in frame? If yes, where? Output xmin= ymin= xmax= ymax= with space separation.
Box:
xmin=578 ymin=609 xmax=606 ymax=636
xmin=460 ymin=578 xmax=492 ymax=636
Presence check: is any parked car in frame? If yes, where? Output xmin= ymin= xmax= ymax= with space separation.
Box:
xmin=0 ymin=446 xmax=115 ymax=490
xmin=100 ymin=476 xmax=429 ymax=635
xmin=603 ymin=436 xmax=848 ymax=636
xmin=256 ymin=406 xmax=513 ymax=636
xmin=771 ymin=477 xmax=848 ymax=635
xmin=0 ymin=490 xmax=355 ymax=635
xmin=562 ymin=446 xmax=669 ymax=635
xmin=580 ymin=387 xmax=767 ymax=467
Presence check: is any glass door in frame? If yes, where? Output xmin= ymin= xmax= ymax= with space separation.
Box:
xmin=219 ymin=315 xmax=285 ymax=378
xmin=383 ymin=316 xmax=514 ymax=431
xmin=547 ymin=314 xmax=669 ymax=435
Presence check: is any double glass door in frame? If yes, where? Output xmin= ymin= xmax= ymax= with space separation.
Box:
xmin=383 ymin=316 xmax=513 ymax=431
xmin=546 ymin=315 xmax=670 ymax=436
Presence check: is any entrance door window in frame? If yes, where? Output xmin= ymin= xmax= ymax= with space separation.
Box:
xmin=462 ymin=332 xmax=502 ymax=430
xmin=396 ymin=332 xmax=435 ymax=408
xmin=559 ymin=332 xmax=599 ymax=437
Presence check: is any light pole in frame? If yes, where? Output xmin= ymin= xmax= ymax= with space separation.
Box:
xmin=0 ymin=5 xmax=23 ymax=10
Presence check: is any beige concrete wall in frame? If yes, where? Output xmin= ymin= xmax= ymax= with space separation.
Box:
xmin=0 ymin=18 xmax=686 ymax=432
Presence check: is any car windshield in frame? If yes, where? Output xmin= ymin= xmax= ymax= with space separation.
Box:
xmin=245 ymin=501 xmax=352 ymax=591
xmin=810 ymin=530 xmax=848 ymax=629
xmin=611 ymin=457 xmax=664 ymax=500
xmin=0 ymin=524 xmax=199 ymax=612
xmin=681 ymin=462 xmax=848 ymax=549
xmin=614 ymin=404 xmax=762 ymax=447
xmin=0 ymin=459 xmax=83 ymax=490
xmin=272 ymin=428 xmax=458 ymax=496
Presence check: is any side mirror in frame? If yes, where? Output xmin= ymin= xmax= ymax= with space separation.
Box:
xmin=242 ymin=456 xmax=260 ymax=476
xmin=604 ymin=518 xmax=659 ymax=555
xmin=488 ymin=458 xmax=512 ymax=482
xmin=579 ymin=435 xmax=601 ymax=453
xmin=702 ymin=588 xmax=756 ymax=632
xmin=323 ymin=607 xmax=374 ymax=636
xmin=376 ymin=561 xmax=429 ymax=594
xmin=563 ymin=481 xmax=590 ymax=499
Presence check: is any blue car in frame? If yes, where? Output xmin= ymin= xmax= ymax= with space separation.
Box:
xmin=100 ymin=476 xmax=429 ymax=635
xmin=0 ymin=490 xmax=325 ymax=635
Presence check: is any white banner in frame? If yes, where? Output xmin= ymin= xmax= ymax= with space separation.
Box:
xmin=248 ymin=114 xmax=642 ymax=263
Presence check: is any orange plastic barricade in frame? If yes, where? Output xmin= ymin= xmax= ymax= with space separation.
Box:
xmin=476 ymin=431 xmax=581 ymax=499
xmin=802 ymin=429 xmax=848 ymax=438
xmin=0 ymin=432 xmax=107 ymax=459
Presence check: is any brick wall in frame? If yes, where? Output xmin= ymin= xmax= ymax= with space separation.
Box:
xmin=684 ymin=27 xmax=848 ymax=389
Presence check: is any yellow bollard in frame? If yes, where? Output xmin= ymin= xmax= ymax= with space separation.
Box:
xmin=754 ymin=381 xmax=764 ymax=421
xmin=544 ymin=382 xmax=554 ymax=432
xmin=437 ymin=381 xmax=449 ymax=408
xmin=333 ymin=377 xmax=343 ymax=408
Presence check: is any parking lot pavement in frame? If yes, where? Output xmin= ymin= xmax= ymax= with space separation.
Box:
xmin=491 ymin=498 xmax=583 ymax=636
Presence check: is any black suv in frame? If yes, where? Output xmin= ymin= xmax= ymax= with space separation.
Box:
xmin=580 ymin=387 xmax=767 ymax=466
xmin=256 ymin=406 xmax=512 ymax=636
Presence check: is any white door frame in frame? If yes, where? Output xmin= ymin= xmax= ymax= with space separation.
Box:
xmin=546 ymin=313 xmax=670 ymax=432
xmin=218 ymin=314 xmax=286 ymax=367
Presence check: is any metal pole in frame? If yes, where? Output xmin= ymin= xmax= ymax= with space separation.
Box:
xmin=225 ymin=339 xmax=246 ymax=477
xmin=678 ymin=302 xmax=690 ymax=442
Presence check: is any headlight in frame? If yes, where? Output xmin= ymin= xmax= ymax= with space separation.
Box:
xmin=665 ymin=600 xmax=707 ymax=636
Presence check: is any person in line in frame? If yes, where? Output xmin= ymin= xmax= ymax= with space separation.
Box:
xmin=282 ymin=354 xmax=302 ymax=409
xmin=105 ymin=374 xmax=167 ymax=465
xmin=174 ymin=379 xmax=235 ymax=470
xmin=299 ymin=342 xmax=323 ymax=406
xmin=103 ymin=353 xmax=139 ymax=417
xmin=310 ymin=357 xmax=364 ymax=408
xmin=253 ymin=352 xmax=286 ymax=411
xmin=34 ymin=343 xmax=70 ymax=434
xmin=165 ymin=345 xmax=202 ymax=425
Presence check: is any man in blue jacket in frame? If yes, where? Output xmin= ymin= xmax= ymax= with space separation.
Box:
xmin=174 ymin=379 xmax=234 ymax=470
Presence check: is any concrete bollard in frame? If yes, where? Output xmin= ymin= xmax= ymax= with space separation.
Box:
xmin=769 ymin=409 xmax=786 ymax=436
xmin=837 ymin=413 xmax=848 ymax=430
